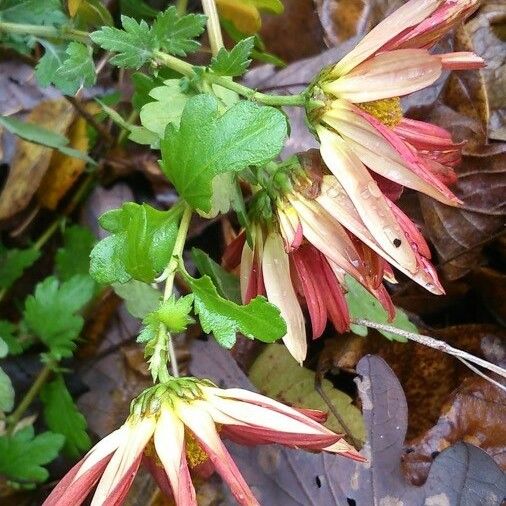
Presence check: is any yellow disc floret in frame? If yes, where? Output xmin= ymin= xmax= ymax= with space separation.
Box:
xmin=357 ymin=97 xmax=402 ymax=127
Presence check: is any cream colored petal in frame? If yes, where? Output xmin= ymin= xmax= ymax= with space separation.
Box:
xmin=317 ymin=176 xmax=443 ymax=293
xmin=154 ymin=406 xmax=196 ymax=506
xmin=324 ymin=49 xmax=442 ymax=102
xmin=316 ymin=127 xmax=418 ymax=273
xmin=332 ymin=0 xmax=442 ymax=74
xmin=323 ymin=108 xmax=457 ymax=204
xmin=262 ymin=232 xmax=307 ymax=365
xmin=91 ymin=417 xmax=155 ymax=505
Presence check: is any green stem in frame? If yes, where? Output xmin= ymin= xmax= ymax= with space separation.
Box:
xmin=153 ymin=51 xmax=307 ymax=106
xmin=176 ymin=0 xmax=189 ymax=15
xmin=0 ymin=22 xmax=90 ymax=43
xmin=154 ymin=203 xmax=193 ymax=380
xmin=7 ymin=362 xmax=55 ymax=435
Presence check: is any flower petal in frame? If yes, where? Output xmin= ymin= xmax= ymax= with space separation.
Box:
xmin=176 ymin=401 xmax=260 ymax=506
xmin=437 ymin=51 xmax=485 ymax=70
xmin=262 ymin=232 xmax=307 ymax=364
xmin=316 ymin=126 xmax=418 ymax=273
xmin=325 ymin=49 xmax=442 ymax=103
xmin=332 ymin=0 xmax=442 ymax=73
xmin=91 ymin=418 xmax=155 ymax=506
xmin=154 ymin=406 xmax=197 ymax=506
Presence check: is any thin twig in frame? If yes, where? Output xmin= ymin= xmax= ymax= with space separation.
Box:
xmin=65 ymin=95 xmax=113 ymax=144
xmin=457 ymin=357 xmax=506 ymax=393
xmin=352 ymin=319 xmax=506 ymax=381
xmin=201 ymin=0 xmax=224 ymax=55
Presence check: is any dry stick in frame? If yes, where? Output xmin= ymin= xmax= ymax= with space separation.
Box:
xmin=352 ymin=318 xmax=506 ymax=382
xmin=201 ymin=0 xmax=224 ymax=55
xmin=456 ymin=357 xmax=506 ymax=393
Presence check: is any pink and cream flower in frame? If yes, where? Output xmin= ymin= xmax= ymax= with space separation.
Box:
xmin=309 ymin=0 xmax=483 ymax=285
xmin=43 ymin=378 xmax=363 ymax=506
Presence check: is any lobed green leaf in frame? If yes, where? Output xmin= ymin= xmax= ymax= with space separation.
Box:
xmin=210 ymin=37 xmax=255 ymax=77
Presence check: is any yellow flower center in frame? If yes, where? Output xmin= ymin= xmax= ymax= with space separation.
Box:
xmin=357 ymin=97 xmax=402 ymax=127
xmin=185 ymin=428 xmax=209 ymax=468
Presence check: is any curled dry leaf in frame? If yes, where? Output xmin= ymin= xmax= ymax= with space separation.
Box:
xmin=36 ymin=114 xmax=89 ymax=210
xmin=0 ymin=99 xmax=75 ymax=222
xmin=419 ymin=144 xmax=506 ymax=280
xmin=403 ymin=376 xmax=506 ymax=486
xmin=190 ymin=339 xmax=506 ymax=505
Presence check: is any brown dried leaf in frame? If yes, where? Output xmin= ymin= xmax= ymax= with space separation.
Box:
xmin=37 ymin=115 xmax=89 ymax=210
xmin=419 ymin=144 xmax=506 ymax=280
xmin=0 ymin=99 xmax=75 ymax=221
xmin=470 ymin=267 xmax=506 ymax=324
xmin=403 ymin=376 xmax=506 ymax=486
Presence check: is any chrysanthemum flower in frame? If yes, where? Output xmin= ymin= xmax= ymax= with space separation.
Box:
xmin=309 ymin=0 xmax=483 ymax=280
xmin=43 ymin=378 xmax=362 ymax=506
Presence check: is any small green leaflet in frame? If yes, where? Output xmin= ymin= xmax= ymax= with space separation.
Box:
xmin=345 ymin=275 xmax=416 ymax=342
xmin=151 ymin=6 xmax=207 ymax=56
xmin=90 ymin=7 xmax=206 ymax=68
xmin=24 ymin=275 xmax=95 ymax=359
xmin=120 ymin=0 xmax=158 ymax=18
xmin=210 ymin=37 xmax=255 ymax=77
xmin=90 ymin=203 xmax=182 ymax=284
xmin=0 ymin=115 xmax=95 ymax=163
xmin=36 ymin=41 xmax=96 ymax=95
xmin=90 ymin=15 xmax=156 ymax=68
xmin=40 ymin=375 xmax=91 ymax=458
xmin=0 ymin=243 xmax=40 ymax=290
xmin=140 ymin=79 xmax=189 ymax=137
xmin=160 ymin=94 xmax=287 ymax=212
xmin=184 ymin=273 xmax=286 ymax=348
xmin=138 ymin=294 xmax=194 ymax=343
xmin=112 ymin=280 xmax=161 ymax=319
xmin=56 ymin=225 xmax=96 ymax=280
xmin=0 ymin=320 xmax=22 ymax=355
xmin=0 ymin=367 xmax=14 ymax=413
xmin=53 ymin=42 xmax=96 ymax=94
xmin=191 ymin=248 xmax=241 ymax=303
xmin=0 ymin=426 xmax=64 ymax=484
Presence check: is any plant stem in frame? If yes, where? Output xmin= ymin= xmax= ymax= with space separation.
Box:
xmin=176 ymin=0 xmax=189 ymax=15
xmin=153 ymin=50 xmax=307 ymax=106
xmin=0 ymin=22 xmax=90 ymax=43
xmin=7 ymin=362 xmax=54 ymax=434
xmin=155 ymin=203 xmax=193 ymax=380
xmin=201 ymin=0 xmax=224 ymax=55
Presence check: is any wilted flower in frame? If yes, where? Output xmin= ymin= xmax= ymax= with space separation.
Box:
xmin=44 ymin=378 xmax=362 ymax=506
xmin=308 ymin=0 xmax=483 ymax=282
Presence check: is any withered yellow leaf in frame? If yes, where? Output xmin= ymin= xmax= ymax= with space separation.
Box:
xmin=0 ymin=99 xmax=75 ymax=220
xmin=37 ymin=115 xmax=89 ymax=210
xmin=216 ymin=0 xmax=283 ymax=35
xmin=67 ymin=0 xmax=84 ymax=17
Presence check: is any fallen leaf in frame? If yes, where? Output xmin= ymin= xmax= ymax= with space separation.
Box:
xmin=0 ymin=99 xmax=75 ymax=221
xmin=419 ymin=144 xmax=506 ymax=280
xmin=216 ymin=0 xmax=283 ymax=35
xmin=37 ymin=114 xmax=89 ymax=210
xmin=470 ymin=267 xmax=506 ymax=324
xmin=190 ymin=340 xmax=506 ymax=505
xmin=403 ymin=376 xmax=506 ymax=486
xmin=249 ymin=343 xmax=366 ymax=442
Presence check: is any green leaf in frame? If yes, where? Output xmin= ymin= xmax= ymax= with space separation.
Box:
xmin=138 ymin=294 xmax=194 ymax=343
xmin=0 ymin=426 xmax=64 ymax=484
xmin=0 ymin=115 xmax=95 ymax=163
xmin=184 ymin=273 xmax=286 ymax=348
xmin=120 ymin=0 xmax=158 ymax=18
xmin=160 ymin=94 xmax=287 ymax=212
xmin=345 ymin=275 xmax=416 ymax=342
xmin=152 ymin=6 xmax=207 ymax=56
xmin=210 ymin=37 xmax=254 ymax=76
xmin=53 ymin=42 xmax=96 ymax=95
xmin=24 ymin=275 xmax=95 ymax=359
xmin=0 ymin=244 xmax=40 ymax=290
xmin=0 ymin=320 xmax=23 ymax=355
xmin=40 ymin=375 xmax=91 ymax=457
xmin=249 ymin=343 xmax=365 ymax=441
xmin=56 ymin=225 xmax=96 ymax=280
xmin=90 ymin=15 xmax=156 ymax=68
xmin=139 ymin=79 xmax=189 ymax=137
xmin=71 ymin=0 xmax=114 ymax=29
xmin=112 ymin=280 xmax=161 ymax=319
xmin=0 ymin=367 xmax=14 ymax=413
xmin=90 ymin=203 xmax=182 ymax=284
xmin=191 ymin=248 xmax=241 ymax=303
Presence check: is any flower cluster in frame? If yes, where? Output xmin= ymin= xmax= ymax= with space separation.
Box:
xmin=43 ymin=378 xmax=362 ymax=506
xmin=224 ymin=0 xmax=483 ymax=363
